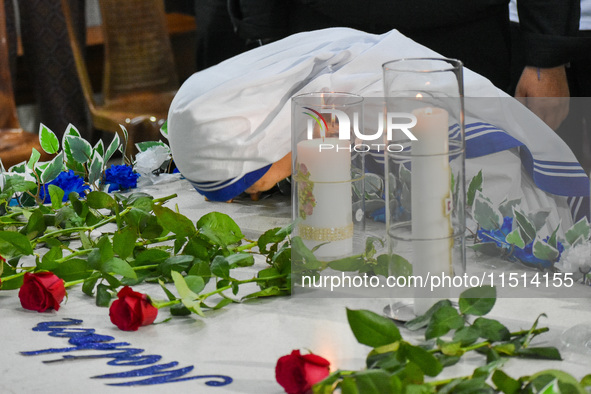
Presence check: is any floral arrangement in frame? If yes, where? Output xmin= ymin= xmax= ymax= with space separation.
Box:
xmin=467 ymin=170 xmax=591 ymax=281
xmin=0 ymin=123 xmax=293 ymax=331
xmin=276 ymin=286 xmax=591 ymax=393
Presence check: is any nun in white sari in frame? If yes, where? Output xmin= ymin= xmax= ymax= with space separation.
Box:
xmin=167 ymin=28 xmax=590 ymax=234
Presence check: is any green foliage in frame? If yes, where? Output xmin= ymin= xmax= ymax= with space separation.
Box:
xmin=315 ymin=286 xmax=575 ymax=393
xmin=1 ymin=135 xmax=294 ymax=317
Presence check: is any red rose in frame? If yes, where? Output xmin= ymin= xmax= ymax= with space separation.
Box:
xmin=109 ymin=286 xmax=158 ymax=331
xmin=18 ymin=272 xmax=66 ymax=312
xmin=275 ymin=350 xmax=330 ymax=394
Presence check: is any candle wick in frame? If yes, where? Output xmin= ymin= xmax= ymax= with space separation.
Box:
xmin=425 ymin=107 xmax=433 ymax=115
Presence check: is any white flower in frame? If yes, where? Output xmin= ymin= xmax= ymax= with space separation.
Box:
xmin=557 ymin=242 xmax=591 ymax=275
xmin=133 ymin=145 xmax=174 ymax=186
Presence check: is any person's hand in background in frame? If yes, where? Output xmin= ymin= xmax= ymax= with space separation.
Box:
xmin=515 ymin=65 xmax=570 ymax=130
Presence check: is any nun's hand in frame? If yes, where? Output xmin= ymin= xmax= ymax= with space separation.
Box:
xmin=515 ymin=65 xmax=570 ymax=131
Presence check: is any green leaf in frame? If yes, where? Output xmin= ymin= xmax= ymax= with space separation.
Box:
xmin=528 ymin=370 xmax=586 ymax=394
xmin=47 ymin=185 xmax=64 ymax=209
xmin=472 ymin=317 xmax=511 ymax=342
xmin=160 ymin=121 xmax=168 ymax=138
xmin=183 ymin=237 xmax=210 ymax=260
xmin=242 ymin=286 xmax=283 ymax=299
xmin=119 ymin=124 xmax=129 ymax=157
xmin=473 ymin=191 xmax=502 ymax=231
xmin=96 ymin=283 xmax=112 ymax=307
xmin=159 ymin=255 xmax=194 ymax=276
xmin=529 ymin=210 xmax=551 ymax=232
xmin=20 ymin=208 xmax=47 ymax=240
xmin=377 ymin=253 xmax=412 ymax=278
xmin=459 ymin=286 xmax=496 ymax=316
xmin=466 ymin=170 xmax=483 ymax=206
xmin=196 ymin=212 xmax=243 ymax=246
xmin=402 ymin=342 xmax=443 ymax=377
xmin=39 ymin=124 xmax=60 ymax=154
xmin=153 ymin=205 xmax=196 ymax=238
xmin=135 ymin=249 xmax=170 ymax=265
xmin=498 ymin=198 xmax=521 ymax=218
xmin=52 ymin=258 xmax=91 ymax=281
xmin=209 ymin=297 xmax=233 ymax=310
xmin=516 ymin=347 xmax=562 ymax=360
xmin=86 ymin=191 xmax=116 ymax=209
xmin=82 ymin=272 xmax=101 ymax=296
xmin=425 ymin=305 xmax=464 ymax=340
xmin=532 ymin=236 xmax=560 ymax=262
xmin=171 ymin=271 xmax=203 ymax=315
xmin=170 ymin=304 xmax=191 ymax=316
xmin=27 ymin=148 xmax=41 ymax=170
xmin=135 ymin=140 xmax=169 ymax=153
xmin=101 ymin=257 xmax=137 ymax=279
xmin=226 ymin=252 xmax=255 ymax=268
xmin=157 ymin=279 xmax=177 ymax=301
xmin=40 ymin=152 xmax=64 ymax=184
xmin=65 ymin=135 xmax=93 ymax=164
xmin=291 ymin=236 xmax=321 ymax=270
xmin=113 ymin=227 xmax=137 ymax=260
xmin=493 ymin=342 xmax=516 ymax=356
xmin=437 ymin=340 xmax=465 ymax=357
xmin=257 ymin=227 xmax=286 ymax=254
xmin=339 ymin=376 xmax=360 ymax=394
xmin=547 ymin=225 xmax=560 ymax=249
xmin=469 ymin=242 xmax=503 ymax=256
xmin=565 ymin=217 xmax=590 ymax=245
xmin=453 ymin=325 xmax=481 ymax=346
xmin=492 ymin=370 xmax=521 ymax=394
xmin=211 ymin=255 xmax=230 ymax=279
xmin=88 ymin=151 xmax=103 ymax=185
xmin=513 ymin=208 xmax=536 ymax=245
xmin=184 ymin=275 xmax=205 ymax=294
xmin=346 ymin=308 xmax=401 ymax=348
xmin=505 ymin=228 xmax=525 ymax=248
xmin=93 ymin=139 xmax=105 ymax=157
xmin=405 ymin=299 xmax=453 ymax=331
xmin=104 ymin=132 xmax=120 ymax=164
xmin=329 ymin=256 xmax=364 ymax=271
xmin=350 ymin=369 xmax=395 ymax=393
xmin=0 ymin=231 xmax=33 ymax=256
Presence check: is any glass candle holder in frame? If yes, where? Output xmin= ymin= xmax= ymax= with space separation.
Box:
xmin=382 ymin=58 xmax=466 ymax=316
xmin=291 ymin=92 xmax=366 ymax=262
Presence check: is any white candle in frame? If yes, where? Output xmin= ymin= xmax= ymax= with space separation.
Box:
xmin=296 ymin=138 xmax=353 ymax=259
xmin=410 ymin=107 xmax=453 ymax=315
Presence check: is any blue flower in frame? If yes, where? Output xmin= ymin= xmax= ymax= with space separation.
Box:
xmin=39 ymin=170 xmax=90 ymax=203
xmin=104 ymin=165 xmax=140 ymax=192
xmin=477 ymin=216 xmax=560 ymax=269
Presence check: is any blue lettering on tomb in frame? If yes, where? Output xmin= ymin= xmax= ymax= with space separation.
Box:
xmin=21 ymin=318 xmax=233 ymax=387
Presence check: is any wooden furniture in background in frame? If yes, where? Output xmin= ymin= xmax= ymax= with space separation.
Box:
xmin=0 ymin=0 xmax=50 ymax=169
xmin=61 ymin=0 xmax=185 ymax=155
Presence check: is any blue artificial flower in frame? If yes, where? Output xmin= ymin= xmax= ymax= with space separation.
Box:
xmin=39 ymin=170 xmax=90 ymax=203
xmin=477 ymin=216 xmax=562 ymax=269
xmin=104 ymin=165 xmax=140 ymax=192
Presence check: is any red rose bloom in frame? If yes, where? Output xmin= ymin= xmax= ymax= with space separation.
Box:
xmin=109 ymin=286 xmax=158 ymax=331
xmin=18 ymin=272 xmax=66 ymax=312
xmin=275 ymin=350 xmax=330 ymax=394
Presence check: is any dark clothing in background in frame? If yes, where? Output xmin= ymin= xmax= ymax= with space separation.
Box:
xmin=195 ymin=0 xmax=248 ymax=71
xmin=228 ymin=0 xmax=580 ymax=94
xmin=16 ymin=0 xmax=90 ymax=139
